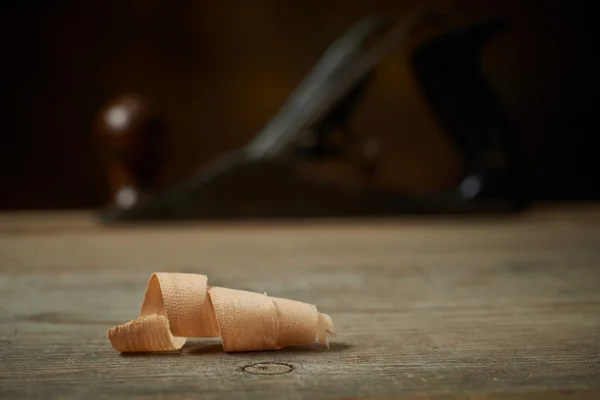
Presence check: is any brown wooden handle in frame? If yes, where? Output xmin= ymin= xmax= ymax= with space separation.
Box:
xmin=93 ymin=94 xmax=166 ymax=209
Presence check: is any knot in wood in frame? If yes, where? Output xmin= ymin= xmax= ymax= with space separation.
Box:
xmin=242 ymin=362 xmax=293 ymax=375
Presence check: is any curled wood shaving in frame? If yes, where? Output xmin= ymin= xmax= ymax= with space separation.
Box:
xmin=108 ymin=273 xmax=334 ymax=353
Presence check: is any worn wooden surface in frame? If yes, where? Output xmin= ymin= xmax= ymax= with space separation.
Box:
xmin=0 ymin=206 xmax=599 ymax=399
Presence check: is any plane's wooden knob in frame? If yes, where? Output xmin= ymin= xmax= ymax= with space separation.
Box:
xmin=93 ymin=94 xmax=166 ymax=209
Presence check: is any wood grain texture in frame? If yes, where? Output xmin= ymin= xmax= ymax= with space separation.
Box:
xmin=1 ymin=206 xmax=599 ymax=399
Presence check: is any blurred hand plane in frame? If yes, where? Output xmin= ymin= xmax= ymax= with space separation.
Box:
xmin=94 ymin=10 xmax=528 ymax=222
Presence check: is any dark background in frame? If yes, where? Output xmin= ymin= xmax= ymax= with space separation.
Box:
xmin=1 ymin=0 xmax=598 ymax=210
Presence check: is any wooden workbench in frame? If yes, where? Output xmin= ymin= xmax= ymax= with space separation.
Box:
xmin=1 ymin=207 xmax=599 ymax=399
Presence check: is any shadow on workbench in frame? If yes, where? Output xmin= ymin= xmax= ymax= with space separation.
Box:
xmin=118 ymin=341 xmax=352 ymax=357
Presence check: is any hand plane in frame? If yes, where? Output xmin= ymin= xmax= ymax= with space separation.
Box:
xmin=94 ymin=10 xmax=528 ymax=222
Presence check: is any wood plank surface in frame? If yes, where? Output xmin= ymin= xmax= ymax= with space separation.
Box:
xmin=1 ymin=206 xmax=599 ymax=399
